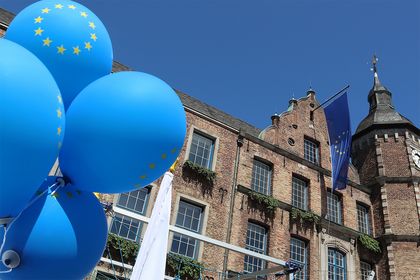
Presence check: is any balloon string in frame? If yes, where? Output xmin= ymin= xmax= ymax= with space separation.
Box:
xmin=0 ymin=181 xmax=62 ymax=273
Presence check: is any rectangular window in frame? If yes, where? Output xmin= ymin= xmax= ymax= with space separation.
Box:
xmin=360 ymin=261 xmax=373 ymax=280
xmin=304 ymin=138 xmax=319 ymax=164
xmin=327 ymin=191 xmax=342 ymax=224
xmin=110 ymin=213 xmax=142 ymax=242
xmin=170 ymin=200 xmax=204 ymax=259
xmin=290 ymin=238 xmax=308 ymax=280
xmin=292 ymin=177 xmax=308 ymax=210
xmin=117 ymin=188 xmax=150 ymax=215
xmin=188 ymin=131 xmax=215 ymax=169
xmin=251 ymin=159 xmax=272 ymax=195
xmin=357 ymin=204 xmax=370 ymax=235
xmin=328 ymin=249 xmax=346 ymax=280
xmin=244 ymin=223 xmax=267 ymax=273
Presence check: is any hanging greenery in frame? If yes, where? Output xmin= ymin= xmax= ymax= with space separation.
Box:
xmin=106 ymin=233 xmax=139 ymax=265
xmin=290 ymin=208 xmax=320 ymax=225
xmin=166 ymin=253 xmax=203 ymax=280
xmin=183 ymin=160 xmax=217 ymax=183
xmin=358 ymin=234 xmax=381 ymax=254
xmin=248 ymin=190 xmax=280 ymax=215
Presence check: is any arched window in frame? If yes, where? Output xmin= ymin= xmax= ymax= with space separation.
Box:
xmin=328 ymin=248 xmax=346 ymax=280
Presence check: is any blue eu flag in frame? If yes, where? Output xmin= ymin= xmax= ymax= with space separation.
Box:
xmin=324 ymin=92 xmax=351 ymax=191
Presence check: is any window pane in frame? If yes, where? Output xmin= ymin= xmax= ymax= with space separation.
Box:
xmin=327 ymin=192 xmax=342 ymax=224
xmin=292 ymin=177 xmax=308 ymax=210
xmin=171 ymin=201 xmax=203 ymax=259
xmin=110 ymin=214 xmax=141 ymax=242
xmin=117 ymin=188 xmax=149 ymax=215
xmin=188 ymin=132 xmax=214 ymax=169
xmin=360 ymin=261 xmax=373 ymax=280
xmin=304 ymin=139 xmax=319 ymax=164
xmin=251 ymin=159 xmax=272 ymax=195
xmin=290 ymin=238 xmax=308 ymax=280
xmin=244 ymin=223 xmax=267 ymax=273
xmin=328 ymin=249 xmax=346 ymax=280
xmin=357 ymin=204 xmax=370 ymax=234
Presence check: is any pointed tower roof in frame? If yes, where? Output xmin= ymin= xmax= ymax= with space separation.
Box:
xmin=354 ymin=55 xmax=416 ymax=137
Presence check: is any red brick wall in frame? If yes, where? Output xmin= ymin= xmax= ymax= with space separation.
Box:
xmin=386 ymin=183 xmax=420 ymax=235
xmin=392 ymin=242 xmax=420 ymax=279
xmin=380 ymin=138 xmax=411 ymax=177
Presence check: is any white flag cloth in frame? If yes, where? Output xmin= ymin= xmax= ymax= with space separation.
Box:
xmin=130 ymin=171 xmax=173 ymax=280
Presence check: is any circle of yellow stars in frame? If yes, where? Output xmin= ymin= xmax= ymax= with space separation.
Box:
xmin=132 ymin=147 xmax=179 ymax=189
xmin=34 ymin=4 xmax=98 ymax=56
xmin=333 ymin=130 xmax=350 ymax=156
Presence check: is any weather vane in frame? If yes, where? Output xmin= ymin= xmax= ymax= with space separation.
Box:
xmin=371 ymin=54 xmax=378 ymax=73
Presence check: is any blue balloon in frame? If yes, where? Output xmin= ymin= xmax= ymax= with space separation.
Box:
xmin=5 ymin=0 xmax=113 ymax=109
xmin=59 ymin=71 xmax=186 ymax=193
xmin=0 ymin=38 xmax=65 ymax=219
xmin=0 ymin=177 xmax=107 ymax=280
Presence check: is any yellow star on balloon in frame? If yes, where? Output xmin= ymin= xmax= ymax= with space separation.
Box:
xmin=57 ymin=127 xmax=62 ymax=135
xmin=73 ymin=46 xmax=81 ymax=55
xmin=171 ymin=148 xmax=177 ymax=154
xmin=68 ymin=4 xmax=76 ymax=9
xmin=88 ymin=21 xmax=96 ymax=29
xmin=55 ymin=4 xmax=64 ymax=9
xmin=56 ymin=108 xmax=62 ymax=118
xmin=34 ymin=27 xmax=44 ymax=36
xmin=90 ymin=33 xmax=97 ymax=41
xmin=41 ymin=8 xmax=50 ymax=13
xmin=57 ymin=95 xmax=62 ymax=103
xmin=34 ymin=16 xmax=43 ymax=23
xmin=149 ymin=163 xmax=156 ymax=169
xmin=80 ymin=11 xmax=88 ymax=18
xmin=57 ymin=45 xmax=66 ymax=54
xmin=43 ymin=37 xmax=52 ymax=46
xmin=161 ymin=153 xmax=167 ymax=159
xmin=139 ymin=175 xmax=147 ymax=180
xmin=84 ymin=42 xmax=92 ymax=51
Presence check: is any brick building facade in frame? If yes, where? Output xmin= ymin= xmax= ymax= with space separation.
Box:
xmin=1 ymin=8 xmax=420 ymax=280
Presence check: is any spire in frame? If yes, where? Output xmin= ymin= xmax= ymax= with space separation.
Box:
xmin=371 ymin=55 xmax=388 ymax=92
xmin=368 ymin=55 xmax=391 ymax=110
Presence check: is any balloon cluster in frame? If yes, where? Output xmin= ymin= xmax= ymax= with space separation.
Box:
xmin=0 ymin=1 xmax=186 ymax=279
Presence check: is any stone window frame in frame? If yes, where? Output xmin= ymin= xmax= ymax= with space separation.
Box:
xmin=109 ymin=213 xmax=143 ymax=243
xmin=184 ymin=126 xmax=219 ymax=171
xmin=169 ymin=193 xmax=210 ymax=261
xmin=243 ymin=221 xmax=269 ymax=273
xmin=115 ymin=187 xmax=151 ymax=215
xmin=250 ymin=156 xmax=273 ymax=195
xmin=320 ymin=235 xmax=355 ymax=280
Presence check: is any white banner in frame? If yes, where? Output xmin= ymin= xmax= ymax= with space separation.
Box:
xmin=130 ymin=172 xmax=173 ymax=280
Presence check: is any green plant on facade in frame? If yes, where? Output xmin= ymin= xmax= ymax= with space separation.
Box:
xmin=183 ymin=160 xmax=217 ymax=183
xmin=290 ymin=207 xmax=320 ymax=225
xmin=166 ymin=253 xmax=204 ymax=280
xmin=105 ymin=234 xmax=205 ymax=279
xmin=358 ymin=234 xmax=381 ymax=254
xmin=248 ymin=190 xmax=280 ymax=215
xmin=106 ymin=233 xmax=140 ymax=265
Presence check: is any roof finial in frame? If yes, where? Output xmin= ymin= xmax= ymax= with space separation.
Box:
xmin=372 ymin=54 xmax=378 ymax=74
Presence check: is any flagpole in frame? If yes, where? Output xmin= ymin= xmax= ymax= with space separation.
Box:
xmin=312 ymin=85 xmax=350 ymax=112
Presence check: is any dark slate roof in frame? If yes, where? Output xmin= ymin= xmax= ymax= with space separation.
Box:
xmin=175 ymin=90 xmax=261 ymax=137
xmin=355 ymin=72 xmax=416 ymax=136
xmin=0 ymin=7 xmax=14 ymax=27
xmin=0 ymin=7 xmax=261 ymax=137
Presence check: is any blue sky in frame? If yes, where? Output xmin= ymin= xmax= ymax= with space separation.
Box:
xmin=2 ymin=0 xmax=419 ymax=132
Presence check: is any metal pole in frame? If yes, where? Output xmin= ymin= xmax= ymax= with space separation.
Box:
xmin=312 ymin=85 xmax=350 ymax=112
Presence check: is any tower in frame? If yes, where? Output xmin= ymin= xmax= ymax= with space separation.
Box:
xmin=352 ymin=56 xmax=420 ymax=279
